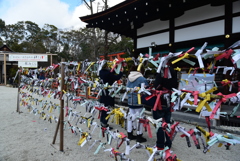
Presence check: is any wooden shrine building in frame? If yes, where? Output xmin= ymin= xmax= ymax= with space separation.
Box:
xmin=80 ymin=0 xmax=240 ymax=56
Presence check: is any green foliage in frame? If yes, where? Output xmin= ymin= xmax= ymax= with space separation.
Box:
xmin=0 ymin=19 xmax=133 ymax=62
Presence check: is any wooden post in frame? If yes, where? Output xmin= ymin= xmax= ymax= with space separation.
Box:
xmin=51 ymin=54 xmax=53 ymax=66
xmin=16 ymin=67 xmax=22 ymax=113
xmin=59 ymin=59 xmax=65 ymax=151
xmin=52 ymin=115 xmax=60 ymax=144
xmin=52 ymin=59 xmax=65 ymax=151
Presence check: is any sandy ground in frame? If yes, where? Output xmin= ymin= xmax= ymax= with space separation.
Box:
xmin=1 ymin=86 xmax=240 ymax=161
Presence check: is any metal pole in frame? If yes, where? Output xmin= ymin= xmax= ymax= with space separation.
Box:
xmin=60 ymin=58 xmax=65 ymax=151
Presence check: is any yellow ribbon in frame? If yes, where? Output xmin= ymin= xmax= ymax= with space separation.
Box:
xmin=105 ymin=109 xmax=117 ymax=120
xmin=87 ymin=118 xmax=91 ymax=128
xmin=49 ymin=106 xmax=53 ymax=113
xmin=85 ymin=62 xmax=95 ymax=73
xmin=202 ymin=68 xmax=206 ymax=77
xmin=77 ymin=62 xmax=81 ymax=72
xmin=172 ymin=53 xmax=189 ymax=64
xmin=146 ymin=147 xmax=153 ymax=154
xmin=196 ymin=94 xmax=211 ymax=112
xmin=188 ymin=67 xmax=194 ymax=75
xmin=196 ymin=125 xmax=211 ymax=143
xmin=124 ymin=57 xmax=133 ymax=62
xmin=181 ymin=79 xmax=188 ymax=85
xmin=174 ymin=67 xmax=181 ymax=71
xmin=78 ymin=132 xmax=88 ymax=146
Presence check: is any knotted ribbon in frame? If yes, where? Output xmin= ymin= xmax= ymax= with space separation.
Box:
xmin=145 ymin=90 xmax=170 ymax=111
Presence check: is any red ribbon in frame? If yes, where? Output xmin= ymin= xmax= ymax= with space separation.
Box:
xmin=188 ymin=129 xmax=199 ymax=147
xmin=215 ymin=49 xmax=233 ymax=61
xmin=178 ymin=47 xmax=195 ymax=58
xmin=101 ymin=127 xmax=107 ymax=137
xmin=146 ymin=90 xmax=169 ymax=111
xmin=164 ymin=67 xmax=169 ymax=78
xmin=153 ymin=53 xmax=160 ymax=61
xmin=111 ymin=148 xmax=120 ymax=157
xmin=205 ymin=116 xmax=211 ymax=132
xmin=65 ymin=106 xmax=69 ymax=117
xmin=165 ymin=149 xmax=172 ymax=161
xmin=95 ymin=106 xmax=108 ymax=119
xmin=71 ymin=82 xmax=75 ymax=91
xmin=52 ymin=64 xmax=59 ymax=70
xmin=221 ymin=80 xmax=231 ymax=86
xmin=73 ymin=98 xmax=82 ymax=101
xmin=67 ymin=121 xmax=74 ymax=133
xmin=78 ymin=77 xmax=85 ymax=84
xmin=54 ymin=91 xmax=61 ymax=99
xmin=210 ymin=93 xmax=236 ymax=119
xmin=117 ymin=132 xmax=127 ymax=148
xmin=164 ymin=122 xmax=179 ymax=140
xmin=139 ymin=118 xmax=152 ymax=138
xmin=95 ymin=106 xmax=108 ymax=111
xmin=169 ymin=122 xmax=180 ymax=140
xmin=192 ymin=67 xmax=199 ymax=76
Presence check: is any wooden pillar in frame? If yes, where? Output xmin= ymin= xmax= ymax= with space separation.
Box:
xmin=169 ymin=17 xmax=175 ymax=52
xmin=4 ymin=53 xmax=6 ymax=85
xmin=51 ymin=55 xmax=53 ymax=65
xmin=224 ymin=1 xmax=233 ymax=48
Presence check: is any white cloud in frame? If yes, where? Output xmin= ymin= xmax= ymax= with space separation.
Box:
xmin=0 ymin=0 xmax=125 ymax=30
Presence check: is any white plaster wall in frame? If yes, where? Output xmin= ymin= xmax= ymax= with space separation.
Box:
xmin=175 ymin=20 xmax=224 ymax=42
xmin=175 ymin=4 xmax=224 ymax=26
xmin=137 ymin=32 xmax=169 ymax=48
xmin=233 ymin=16 xmax=240 ymax=33
xmin=137 ymin=20 xmax=169 ymax=36
xmin=233 ymin=1 xmax=240 ymax=13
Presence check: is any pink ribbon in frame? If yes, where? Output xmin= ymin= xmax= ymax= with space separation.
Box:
xmin=181 ymin=89 xmax=199 ymax=105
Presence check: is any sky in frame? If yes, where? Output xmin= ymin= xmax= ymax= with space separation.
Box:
xmin=0 ymin=0 xmax=125 ymax=30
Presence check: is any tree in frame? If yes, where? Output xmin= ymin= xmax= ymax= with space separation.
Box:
xmin=41 ymin=24 xmax=59 ymax=53
xmin=1 ymin=21 xmax=25 ymax=48
xmin=0 ymin=19 xmax=6 ymax=45
xmin=24 ymin=21 xmax=42 ymax=53
xmin=0 ymin=18 xmax=133 ymax=61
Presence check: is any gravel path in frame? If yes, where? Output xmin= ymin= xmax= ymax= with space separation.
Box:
xmin=0 ymin=86 xmax=240 ymax=161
